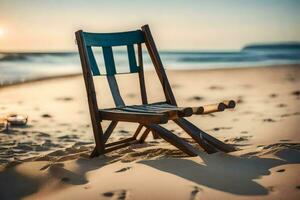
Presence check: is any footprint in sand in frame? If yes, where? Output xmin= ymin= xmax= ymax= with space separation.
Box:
xmin=262 ymin=143 xmax=300 ymax=150
xmin=279 ymin=139 xmax=291 ymax=142
xmin=242 ymin=111 xmax=252 ymax=115
xmin=118 ymin=190 xmax=127 ymax=200
xmin=268 ymin=186 xmax=275 ymax=192
xmin=208 ymin=85 xmax=223 ymax=90
xmin=16 ymin=143 xmax=33 ymax=151
xmin=118 ymin=130 xmax=130 ymax=136
xmin=119 ymin=130 xmax=129 ymax=133
xmin=149 ymin=141 xmax=159 ymax=144
xmin=47 ymin=164 xmax=88 ymax=184
xmin=269 ymin=93 xmax=278 ymax=98
xmin=206 ymin=114 xmax=215 ymax=117
xmin=58 ymin=123 xmax=69 ymax=126
xmin=37 ymin=132 xmax=50 ymax=137
xmin=41 ymin=114 xmax=52 ymax=118
xmin=58 ymin=135 xmax=79 ymax=140
xmin=291 ymin=90 xmax=300 ymax=98
xmin=210 ymin=127 xmax=232 ymax=131
xmin=102 ymin=190 xmax=128 ymax=200
xmin=225 ymin=135 xmax=252 ymax=143
xmin=33 ymin=107 xmax=40 ymax=111
xmin=126 ymin=93 xmax=136 ymax=98
xmin=263 ymin=118 xmax=276 ymax=122
xmin=285 ymin=74 xmax=295 ymax=82
xmin=103 ymin=192 xmax=114 ymax=197
xmin=171 ymin=84 xmax=181 ymax=89
xmin=277 ymin=103 xmax=287 ymax=108
xmin=115 ymin=167 xmax=131 ymax=173
xmin=189 ymin=186 xmax=202 ymax=200
xmin=237 ymin=96 xmax=244 ymax=104
xmin=240 ymin=84 xmax=253 ymax=89
xmin=188 ymin=96 xmax=204 ymax=101
xmin=55 ymin=97 xmax=74 ymax=101
xmin=281 ymin=112 xmax=300 ymax=118
xmin=84 ymin=184 xmax=92 ymax=189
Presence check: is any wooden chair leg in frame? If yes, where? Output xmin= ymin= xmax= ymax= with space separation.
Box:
xmin=175 ymin=118 xmax=236 ymax=153
xmin=174 ymin=119 xmax=218 ymax=153
xmin=105 ymin=140 xmax=140 ymax=153
xmin=152 ymin=130 xmax=160 ymax=139
xmin=146 ymin=124 xmax=198 ymax=156
xmin=91 ymin=123 xmax=144 ymax=157
xmin=133 ymin=124 xmax=144 ymax=138
xmin=105 ymin=137 xmax=136 ymax=147
xmin=103 ymin=121 xmax=118 ymax=143
xmin=90 ymin=146 xmax=99 ymax=158
xmin=139 ymin=128 xmax=151 ymax=143
xmin=90 ymin=121 xmax=118 ymax=158
xmin=90 ymin=123 xmax=105 ymax=158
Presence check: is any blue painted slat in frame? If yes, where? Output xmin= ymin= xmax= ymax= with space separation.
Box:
xmin=86 ymin=46 xmax=100 ymax=75
xmin=83 ymin=30 xmax=145 ymax=47
xmin=102 ymin=47 xmax=116 ymax=75
xmin=127 ymin=45 xmax=138 ymax=73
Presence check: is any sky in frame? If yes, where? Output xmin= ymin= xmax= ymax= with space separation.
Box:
xmin=0 ymin=0 xmax=299 ymax=52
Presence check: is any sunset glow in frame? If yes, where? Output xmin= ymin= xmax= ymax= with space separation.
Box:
xmin=0 ymin=0 xmax=299 ymax=51
xmin=0 ymin=27 xmax=5 ymax=38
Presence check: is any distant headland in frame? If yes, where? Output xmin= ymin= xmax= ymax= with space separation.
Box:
xmin=242 ymin=42 xmax=300 ymax=51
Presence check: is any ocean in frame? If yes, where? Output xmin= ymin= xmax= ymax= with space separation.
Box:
xmin=1 ymin=44 xmax=300 ymax=86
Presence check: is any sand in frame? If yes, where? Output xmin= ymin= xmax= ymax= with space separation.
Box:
xmin=0 ymin=64 xmax=300 ymax=200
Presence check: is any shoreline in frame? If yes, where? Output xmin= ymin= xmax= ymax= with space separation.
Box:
xmin=1 ymin=63 xmax=299 ymax=89
xmin=0 ymin=73 xmax=81 ymax=89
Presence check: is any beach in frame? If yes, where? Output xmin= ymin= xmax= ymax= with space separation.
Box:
xmin=0 ymin=64 xmax=300 ymax=200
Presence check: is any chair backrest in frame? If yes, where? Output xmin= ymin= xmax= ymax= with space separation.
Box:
xmin=78 ymin=30 xmax=145 ymax=76
xmin=75 ymin=25 xmax=177 ymax=109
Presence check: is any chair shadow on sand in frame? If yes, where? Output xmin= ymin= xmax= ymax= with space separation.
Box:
xmin=0 ymin=156 xmax=113 ymax=200
xmin=138 ymin=145 xmax=300 ymax=196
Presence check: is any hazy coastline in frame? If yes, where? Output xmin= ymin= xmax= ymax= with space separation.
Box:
xmin=1 ymin=43 xmax=300 ymax=86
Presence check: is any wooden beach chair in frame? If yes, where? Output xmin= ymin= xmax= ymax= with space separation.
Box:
xmin=75 ymin=24 xmax=236 ymax=157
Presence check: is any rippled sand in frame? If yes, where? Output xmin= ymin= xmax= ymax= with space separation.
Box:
xmin=0 ymin=64 xmax=300 ymax=199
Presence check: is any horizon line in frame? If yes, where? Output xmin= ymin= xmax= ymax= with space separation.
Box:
xmin=1 ymin=41 xmax=300 ymax=54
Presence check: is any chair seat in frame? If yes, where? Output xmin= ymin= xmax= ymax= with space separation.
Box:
xmin=126 ymin=102 xmax=194 ymax=118
xmin=99 ymin=100 xmax=236 ymax=124
xmin=99 ymin=102 xmax=193 ymax=124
